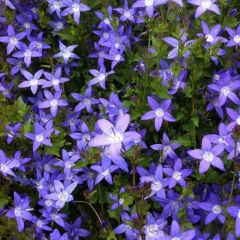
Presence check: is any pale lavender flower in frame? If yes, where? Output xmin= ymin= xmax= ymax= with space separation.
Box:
xmin=188 ymin=136 xmax=225 ymax=174
xmin=226 ymin=25 xmax=240 ymax=47
xmin=188 ymin=0 xmax=220 ymax=18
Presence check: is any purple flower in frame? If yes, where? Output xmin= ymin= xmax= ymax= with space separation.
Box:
xmin=0 ymin=25 xmax=25 ymax=55
xmin=227 ymin=206 xmax=240 ymax=237
xmin=5 ymin=122 xmax=22 ymax=144
xmin=47 ymin=0 xmax=64 ymax=17
xmin=6 ymin=192 xmax=33 ymax=232
xmin=53 ymin=41 xmax=80 ymax=63
xmin=114 ymin=224 xmax=140 ymax=239
xmin=208 ymin=70 xmax=240 ymax=107
xmin=19 ymin=69 xmax=44 ymax=94
xmin=71 ymin=87 xmax=99 ymax=113
xmin=88 ymin=66 xmax=114 ymax=89
xmin=151 ymin=132 xmax=181 ymax=159
xmin=6 ymin=57 xmax=24 ymax=75
xmin=42 ymin=68 xmax=69 ymax=91
xmin=89 ymin=114 xmax=141 ymax=156
xmin=163 ymin=158 xmax=192 ymax=188
xmin=0 ymin=149 xmax=19 ymax=177
xmin=25 ymin=122 xmax=53 ymax=151
xmin=45 ymin=180 xmax=78 ymax=209
xmin=114 ymin=1 xmax=136 ymax=22
xmin=198 ymin=193 xmax=225 ymax=224
xmin=188 ymin=136 xmax=225 ymax=174
xmin=141 ymin=97 xmax=176 ymax=132
xmin=226 ymin=25 xmax=240 ymax=47
xmin=38 ymin=90 xmax=68 ymax=117
xmin=143 ymin=213 xmax=167 ymax=239
xmin=50 ymin=229 xmax=68 ymax=240
xmin=161 ymin=220 xmax=195 ymax=240
xmin=188 ymin=0 xmax=220 ymax=18
xmin=62 ymin=0 xmax=90 ymax=24
xmin=132 ymin=0 xmax=167 ymax=18
xmin=13 ymin=43 xmax=42 ymax=67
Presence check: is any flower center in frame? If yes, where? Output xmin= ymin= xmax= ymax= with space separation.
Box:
xmin=53 ymin=1 xmax=60 ymax=9
xmin=203 ymin=151 xmax=214 ymax=162
xmin=56 ymin=21 xmax=63 ymax=30
xmin=145 ymin=0 xmax=154 ymax=7
xmin=173 ymin=171 xmax=182 ymax=181
xmin=212 ymin=204 xmax=221 ymax=214
xmin=99 ymin=51 xmax=105 ymax=57
xmin=234 ymin=35 xmax=240 ymax=43
xmin=114 ymin=42 xmax=120 ymax=49
xmin=14 ymin=207 xmax=22 ymax=217
xmin=36 ymin=42 xmax=43 ymax=49
xmin=102 ymin=168 xmax=110 ymax=176
xmin=98 ymin=73 xmax=106 ymax=81
xmin=151 ymin=181 xmax=162 ymax=191
xmin=115 ymin=54 xmax=121 ymax=61
xmin=52 ymin=78 xmax=59 ymax=86
xmin=44 ymin=164 xmax=50 ymax=171
xmin=84 ymin=98 xmax=91 ymax=105
xmin=62 ymin=49 xmax=71 ymax=59
xmin=119 ymin=198 xmax=124 ymax=205
xmin=24 ymin=22 xmax=31 ymax=29
xmin=72 ymin=3 xmax=80 ymax=12
xmin=221 ymin=86 xmax=231 ymax=96
xmin=45 ymin=199 xmax=53 ymax=206
xmin=30 ymin=78 xmax=38 ymax=86
xmin=111 ymin=131 xmax=123 ymax=144
xmin=214 ymin=74 xmax=220 ymax=80
xmin=58 ymin=191 xmax=69 ymax=202
xmin=35 ymin=134 xmax=44 ymax=142
xmin=201 ymin=0 xmax=212 ymax=8
xmin=24 ymin=49 xmax=32 ymax=57
xmin=9 ymin=37 xmax=18 ymax=45
xmin=205 ymin=34 xmax=214 ymax=42
xmin=50 ymin=99 xmax=58 ymax=107
xmin=164 ymin=145 xmax=172 ymax=154
xmin=36 ymin=220 xmax=43 ymax=228
xmin=124 ymin=10 xmax=131 ymax=18
xmin=238 ymin=210 xmax=240 ymax=218
xmin=104 ymin=18 xmax=110 ymax=25
xmin=0 ymin=164 xmax=8 ymax=173
xmin=155 ymin=108 xmax=164 ymax=117
xmin=146 ymin=224 xmax=158 ymax=237
xmin=103 ymin=32 xmax=109 ymax=39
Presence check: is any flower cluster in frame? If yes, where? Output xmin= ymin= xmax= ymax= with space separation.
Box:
xmin=0 ymin=0 xmax=240 ymax=239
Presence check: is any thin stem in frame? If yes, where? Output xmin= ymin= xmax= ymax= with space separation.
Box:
xmin=74 ymin=200 xmax=107 ymax=233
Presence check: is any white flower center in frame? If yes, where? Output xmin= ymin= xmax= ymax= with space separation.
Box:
xmin=0 ymin=164 xmax=8 ymax=173
xmin=214 ymin=74 xmax=220 ymax=80
xmin=30 ymin=78 xmax=38 ymax=86
xmin=234 ymin=35 xmax=240 ymax=44
xmin=221 ymin=86 xmax=231 ymax=96
xmin=35 ymin=134 xmax=44 ymax=142
xmin=206 ymin=34 xmax=214 ymax=42
xmin=45 ymin=199 xmax=53 ymax=206
xmin=164 ymin=145 xmax=172 ymax=154
xmin=65 ymin=161 xmax=73 ymax=169
xmin=151 ymin=181 xmax=162 ymax=191
xmin=36 ymin=220 xmax=43 ymax=228
xmin=36 ymin=42 xmax=42 ymax=49
xmin=115 ymin=54 xmax=121 ymax=61
xmin=146 ymin=224 xmax=159 ymax=237
xmin=53 ymin=1 xmax=60 ymax=9
xmin=72 ymin=3 xmax=80 ymax=12
xmin=58 ymin=191 xmax=69 ymax=202
xmin=62 ymin=49 xmax=71 ymax=59
xmin=114 ymin=42 xmax=120 ymax=49
xmin=50 ymin=99 xmax=58 ymax=107
xmin=99 ymin=51 xmax=105 ymax=57
xmin=56 ymin=21 xmax=63 ymax=30
xmin=44 ymin=164 xmax=50 ymax=171
xmin=84 ymin=98 xmax=91 ymax=105
xmin=203 ymin=151 xmax=214 ymax=162
xmin=212 ymin=204 xmax=221 ymax=214
xmin=83 ymin=134 xmax=91 ymax=141
xmin=238 ymin=210 xmax=240 ymax=218
xmin=24 ymin=49 xmax=32 ymax=57
xmin=9 ymin=37 xmax=18 ymax=45
xmin=103 ymin=32 xmax=109 ymax=39
xmin=218 ymin=137 xmax=227 ymax=145
xmin=236 ymin=116 xmax=240 ymax=125
xmin=145 ymin=0 xmax=154 ymax=7
xmin=14 ymin=207 xmax=22 ymax=217
xmin=119 ymin=198 xmax=124 ymax=205
xmin=24 ymin=22 xmax=31 ymax=29
xmin=124 ymin=10 xmax=131 ymax=18
xmin=173 ymin=171 xmax=182 ymax=181
xmin=102 ymin=168 xmax=110 ymax=176
xmin=155 ymin=108 xmax=164 ymax=117
xmin=104 ymin=18 xmax=110 ymax=25
xmin=98 ymin=73 xmax=106 ymax=81
xmin=52 ymin=78 xmax=59 ymax=86
xmin=201 ymin=0 xmax=212 ymax=8
xmin=111 ymin=131 xmax=123 ymax=144
xmin=66 ymin=173 xmax=73 ymax=180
